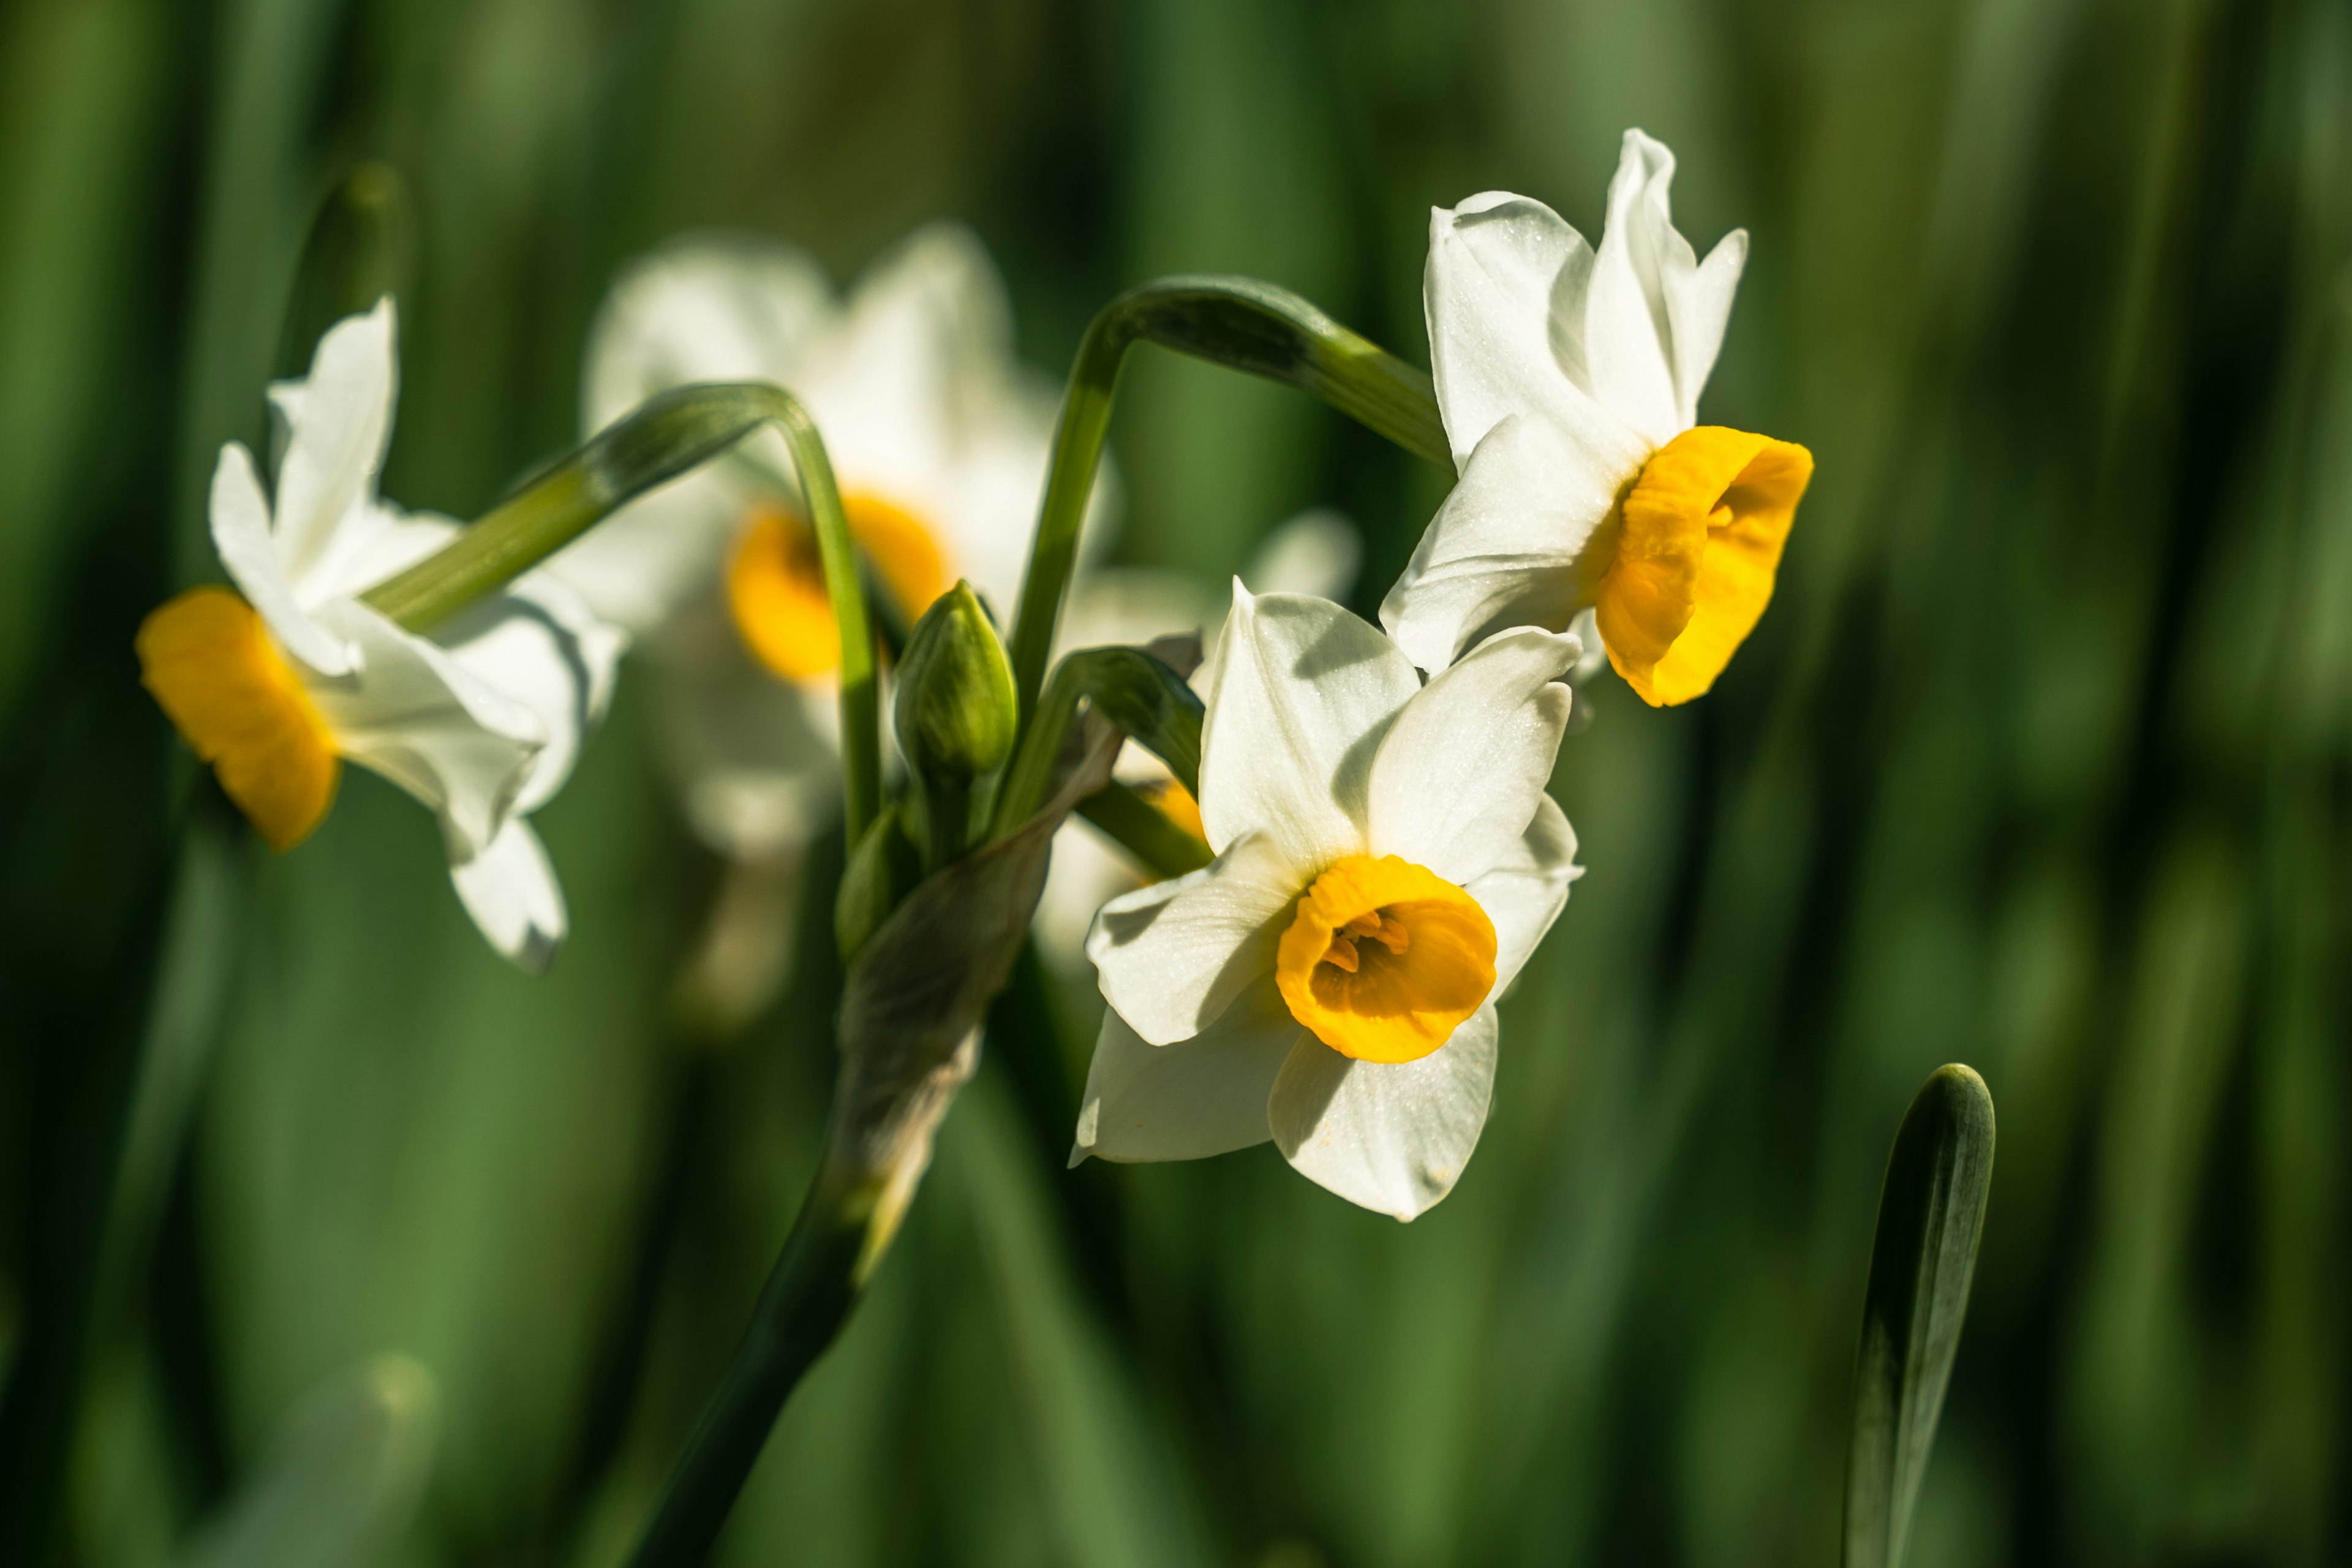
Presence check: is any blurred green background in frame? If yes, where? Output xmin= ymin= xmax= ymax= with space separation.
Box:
xmin=4 ymin=0 xmax=2350 ymax=1564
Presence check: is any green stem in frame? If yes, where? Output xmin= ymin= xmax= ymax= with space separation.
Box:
xmin=992 ymin=655 xmax=1093 ymax=838
xmin=621 ymin=1155 xmax=877 ymax=1568
xmin=919 ymin=775 xmax=973 ymax=872
xmin=990 ymin=646 xmax=1205 ymax=838
xmin=1003 ymin=276 xmax=1448 ymax=726
xmin=355 ymin=383 xmax=880 ymax=840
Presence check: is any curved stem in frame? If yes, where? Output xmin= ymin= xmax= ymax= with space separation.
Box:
xmin=1003 ymin=276 xmax=1447 ymax=726
xmin=990 ymin=645 xmax=1203 ymax=839
xmin=355 ymin=383 xmax=880 ymax=840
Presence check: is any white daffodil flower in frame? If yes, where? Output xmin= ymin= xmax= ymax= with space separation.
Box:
xmin=552 ymin=224 xmax=1079 ymax=864
xmin=1034 ymin=510 xmax=1363 ymax=968
xmin=1382 ymin=129 xmax=1814 ymax=706
xmin=1072 ymin=588 xmax=1581 ymax=1220
xmin=137 ymin=301 xmax=622 ymax=971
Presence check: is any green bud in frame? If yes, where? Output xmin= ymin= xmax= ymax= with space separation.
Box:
xmin=834 ymin=802 xmax=922 ymax=964
xmin=277 ymin=163 xmax=414 ymax=379
xmin=894 ymin=582 xmax=1017 ymax=789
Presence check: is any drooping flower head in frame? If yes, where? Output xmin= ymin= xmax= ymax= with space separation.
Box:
xmin=1382 ymin=129 xmax=1812 ymax=705
xmin=137 ymin=301 xmax=622 ymax=969
xmin=1074 ymin=589 xmax=1581 ymax=1219
xmin=552 ymin=225 xmax=1073 ymax=862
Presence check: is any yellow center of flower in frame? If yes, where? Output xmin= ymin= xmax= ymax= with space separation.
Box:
xmin=135 ymin=587 xmax=340 ymax=851
xmin=1594 ymin=425 xmax=1814 ymax=707
xmin=1274 ymin=854 xmax=1498 ymax=1063
xmin=726 ymin=492 xmax=952 ymax=680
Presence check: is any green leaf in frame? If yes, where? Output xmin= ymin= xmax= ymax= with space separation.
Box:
xmin=1842 ymin=1064 xmax=1997 ymax=1568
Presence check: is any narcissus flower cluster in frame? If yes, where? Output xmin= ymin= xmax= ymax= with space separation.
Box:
xmin=1072 ymin=129 xmax=1810 ymax=1216
xmin=136 ymin=129 xmax=1807 ymax=1221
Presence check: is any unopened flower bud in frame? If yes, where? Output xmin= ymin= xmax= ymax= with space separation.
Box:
xmin=894 ymin=582 xmax=1017 ymax=791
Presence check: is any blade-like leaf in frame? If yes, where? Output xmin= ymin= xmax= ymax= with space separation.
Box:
xmin=1842 ymin=1063 xmax=1997 ymax=1568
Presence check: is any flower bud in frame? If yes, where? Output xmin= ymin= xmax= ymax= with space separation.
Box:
xmin=893 ymin=582 xmax=1017 ymax=792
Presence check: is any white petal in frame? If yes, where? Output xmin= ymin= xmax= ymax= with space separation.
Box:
xmin=1424 ymin=191 xmax=1593 ymax=466
xmin=647 ymin=611 xmax=842 ymax=859
xmin=929 ymin=379 xmax=1066 ymax=616
xmin=209 ymin=443 xmax=353 ymax=676
xmin=1567 ymin=607 xmax=1608 ymax=684
xmin=548 ymin=470 xmax=753 ymax=637
xmin=1243 ymin=508 xmax=1361 ymax=601
xmin=268 ymin=300 xmax=399 ymax=592
xmin=306 ymin=502 xmax=451 ymax=601
xmin=818 ymin=224 xmax=1010 ymax=481
xmin=1087 ymin=831 xmax=1301 ymax=1046
xmin=582 ymin=237 xmax=834 ymax=431
xmin=1466 ymin=793 xmax=1580 ymax=988
xmin=304 ymin=599 xmax=545 ymax=857
xmin=1669 ymin=230 xmax=1747 ymax=426
xmin=1367 ymin=625 xmax=1578 ymax=885
xmin=450 ymin=818 xmax=567 ymax=973
xmin=1584 ymin=130 xmax=1740 ymax=443
xmin=566 ymin=239 xmax=835 ymax=631
xmin=1268 ymin=1005 xmax=1498 ymax=1220
xmin=1199 ymin=587 xmax=1416 ymax=870
xmin=1054 ymin=568 xmax=1223 ymax=662
xmin=1378 ymin=412 xmax=1646 ymax=674
xmin=433 ymin=561 xmax=624 ymax=815
xmin=1071 ymin=976 xmax=1302 ymax=1166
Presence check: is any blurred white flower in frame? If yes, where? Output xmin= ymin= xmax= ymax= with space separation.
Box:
xmin=1072 ymin=587 xmax=1581 ymax=1220
xmin=138 ymin=301 xmax=621 ymax=971
xmin=1033 ymin=509 xmax=1362 ymax=968
xmin=1382 ymin=129 xmax=1812 ymax=706
xmin=553 ymin=224 xmax=1085 ymax=864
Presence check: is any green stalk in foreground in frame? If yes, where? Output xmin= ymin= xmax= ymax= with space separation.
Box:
xmin=1003 ymin=276 xmax=1451 ymax=725
xmin=359 ymin=382 xmax=880 ymax=839
xmin=627 ymin=701 xmax=1128 ymax=1567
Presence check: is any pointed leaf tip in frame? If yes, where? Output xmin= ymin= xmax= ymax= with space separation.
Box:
xmin=1842 ymin=1063 xmax=1996 ymax=1568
